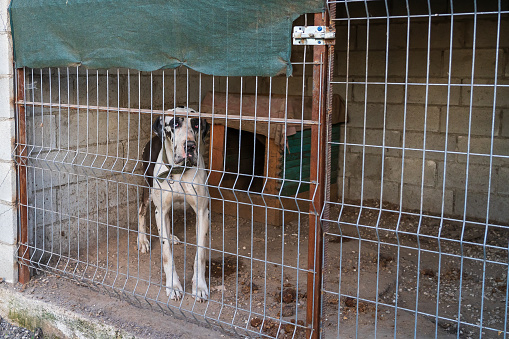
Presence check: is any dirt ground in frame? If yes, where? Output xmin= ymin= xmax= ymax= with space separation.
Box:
xmin=322 ymin=201 xmax=509 ymax=339
xmin=29 ymin=200 xmax=508 ymax=338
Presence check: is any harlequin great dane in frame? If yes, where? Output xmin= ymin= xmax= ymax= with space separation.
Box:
xmin=137 ymin=107 xmax=210 ymax=301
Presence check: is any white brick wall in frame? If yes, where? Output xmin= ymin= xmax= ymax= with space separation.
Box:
xmin=0 ymin=0 xmax=16 ymax=283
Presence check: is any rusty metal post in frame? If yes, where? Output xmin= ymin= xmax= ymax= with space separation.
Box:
xmin=16 ymin=68 xmax=30 ymax=284
xmin=306 ymin=12 xmax=328 ymax=339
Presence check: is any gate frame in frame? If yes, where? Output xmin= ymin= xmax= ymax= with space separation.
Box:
xmin=307 ymin=10 xmax=331 ymax=339
xmin=16 ymin=67 xmax=30 ymax=285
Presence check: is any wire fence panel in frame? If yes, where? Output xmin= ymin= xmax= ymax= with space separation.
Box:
xmin=321 ymin=0 xmax=509 ymax=338
xmin=13 ymin=15 xmax=329 ymax=338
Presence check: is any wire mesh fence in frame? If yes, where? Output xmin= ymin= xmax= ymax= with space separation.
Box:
xmin=12 ymin=1 xmax=509 ymax=338
xmin=321 ymin=0 xmax=509 ymax=338
xmin=13 ymin=14 xmax=329 ymax=338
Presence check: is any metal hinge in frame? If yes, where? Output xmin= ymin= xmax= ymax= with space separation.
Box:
xmin=292 ymin=26 xmax=335 ymax=45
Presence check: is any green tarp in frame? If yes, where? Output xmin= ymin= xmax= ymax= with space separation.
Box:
xmin=9 ymin=0 xmax=323 ymax=76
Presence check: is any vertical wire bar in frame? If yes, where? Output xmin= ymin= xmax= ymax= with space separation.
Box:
xmin=504 ymin=238 xmax=509 ymax=339
xmin=458 ymin=3 xmax=477 ymax=336
xmin=65 ymin=67 xmax=71 ymax=273
xmin=355 ymin=2 xmax=371 ymax=336
xmin=337 ymin=2 xmax=351 ymax=335
xmin=481 ymin=1 xmax=501 ymax=336
xmin=39 ymin=68 xmax=45 ymax=266
xmin=16 ymin=67 xmax=30 ymax=284
xmin=306 ymin=11 xmax=327 ymax=339
xmin=414 ymin=1 xmax=432 ymax=335
xmin=31 ymin=68 xmax=37 ymax=264
xmin=435 ymin=1 xmax=454 ymax=335
xmin=394 ymin=2 xmax=412 ymax=335
xmin=124 ymin=68 xmax=131 ymax=293
xmin=75 ymin=66 xmax=80 ymax=277
xmin=374 ymin=1 xmax=391 ymax=337
xmin=85 ymin=68 xmax=90 ymax=279
xmin=48 ymin=68 xmax=54 ymax=267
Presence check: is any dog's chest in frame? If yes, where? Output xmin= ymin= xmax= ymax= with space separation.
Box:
xmin=150 ymin=168 xmax=207 ymax=206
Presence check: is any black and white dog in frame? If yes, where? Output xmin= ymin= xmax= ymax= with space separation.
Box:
xmin=137 ymin=107 xmax=210 ymax=301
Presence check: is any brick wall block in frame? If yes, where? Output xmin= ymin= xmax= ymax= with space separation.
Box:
xmin=405 ymin=132 xmax=457 ymax=161
xmin=0 ymin=202 xmax=15 ymax=245
xmin=0 ymin=31 xmax=12 ymax=76
xmin=488 ymin=195 xmax=509 ymax=223
xmin=341 ymin=152 xmax=383 ymax=180
xmin=0 ymin=242 xmax=17 ymax=283
xmin=353 ymin=83 xmax=405 ymax=104
xmin=343 ymin=102 xmax=386 ymax=128
xmin=0 ymin=161 xmax=15 ymax=203
xmin=464 ymin=18 xmax=509 ymax=49
xmin=500 ymin=110 xmax=509 ymax=137
xmin=346 ymin=177 xmax=400 ymax=204
xmin=407 ymin=81 xmax=461 ymax=106
xmin=0 ymin=75 xmax=14 ymax=118
xmin=438 ymin=162 xmax=496 ymax=193
xmin=342 ymin=127 xmax=401 ymax=156
xmin=457 ymin=136 xmax=509 ymax=162
xmin=384 ymin=157 xmax=437 ymax=187
xmin=461 ymin=80 xmax=509 ymax=108
xmin=446 ymin=49 xmax=504 ymax=79
xmin=401 ymin=184 xmax=454 ymax=215
xmin=387 ymin=104 xmax=440 ymax=132
xmin=440 ymin=106 xmax=500 ymax=136
xmin=0 ymin=119 xmax=13 ymax=161
xmin=453 ymin=191 xmax=489 ymax=220
xmin=496 ymin=167 xmax=509 ymax=195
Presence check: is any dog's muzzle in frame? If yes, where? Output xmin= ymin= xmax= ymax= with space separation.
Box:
xmin=174 ymin=140 xmax=198 ymax=167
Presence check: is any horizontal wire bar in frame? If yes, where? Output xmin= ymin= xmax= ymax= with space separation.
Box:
xmin=331 ymin=81 xmax=509 ymax=87
xmin=324 ymin=201 xmax=509 ymax=230
xmin=17 ymin=258 xmax=309 ymax=338
xmin=331 ymin=11 xmax=509 ymax=21
xmin=17 ymin=100 xmax=319 ymax=126
xmin=320 ymin=290 xmax=507 ymax=333
xmin=331 ymin=142 xmax=509 ymax=159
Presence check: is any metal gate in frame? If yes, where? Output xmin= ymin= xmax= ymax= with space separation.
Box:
xmin=321 ymin=1 xmax=509 ymax=338
xmin=13 ymin=13 xmax=331 ymax=339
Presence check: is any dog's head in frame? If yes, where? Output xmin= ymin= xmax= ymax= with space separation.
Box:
xmin=152 ymin=107 xmax=209 ymax=167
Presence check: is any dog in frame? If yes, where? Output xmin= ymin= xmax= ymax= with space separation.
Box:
xmin=137 ymin=106 xmax=210 ymax=301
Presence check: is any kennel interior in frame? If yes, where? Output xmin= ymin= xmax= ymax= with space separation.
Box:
xmin=204 ymin=91 xmax=345 ymax=225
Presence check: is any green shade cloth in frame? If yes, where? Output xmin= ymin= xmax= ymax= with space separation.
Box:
xmin=9 ymin=0 xmax=323 ymax=76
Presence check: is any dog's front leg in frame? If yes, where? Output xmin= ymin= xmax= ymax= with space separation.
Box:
xmin=193 ymin=206 xmax=209 ymax=301
xmin=137 ymin=189 xmax=151 ymax=253
xmin=156 ymin=207 xmax=183 ymax=300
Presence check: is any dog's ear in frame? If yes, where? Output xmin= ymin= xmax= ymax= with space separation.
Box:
xmin=200 ymin=119 xmax=209 ymax=140
xmin=152 ymin=116 xmax=164 ymax=140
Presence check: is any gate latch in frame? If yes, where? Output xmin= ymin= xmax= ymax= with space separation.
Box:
xmin=292 ymin=26 xmax=335 ymax=45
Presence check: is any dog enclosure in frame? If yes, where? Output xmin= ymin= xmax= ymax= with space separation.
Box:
xmin=11 ymin=0 xmax=509 ymax=338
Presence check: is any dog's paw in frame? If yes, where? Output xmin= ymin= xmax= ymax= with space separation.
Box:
xmin=166 ymin=280 xmax=184 ymax=300
xmin=169 ymin=234 xmax=181 ymax=245
xmin=137 ymin=234 xmax=150 ymax=253
xmin=192 ymin=281 xmax=209 ymax=302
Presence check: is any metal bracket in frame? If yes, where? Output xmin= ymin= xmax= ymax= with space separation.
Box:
xmin=292 ymin=26 xmax=335 ymax=45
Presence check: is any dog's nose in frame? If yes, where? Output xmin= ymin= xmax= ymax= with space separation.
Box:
xmin=186 ymin=141 xmax=196 ymax=153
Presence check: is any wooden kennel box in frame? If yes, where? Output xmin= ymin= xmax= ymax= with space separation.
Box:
xmin=203 ymin=92 xmax=345 ymax=225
